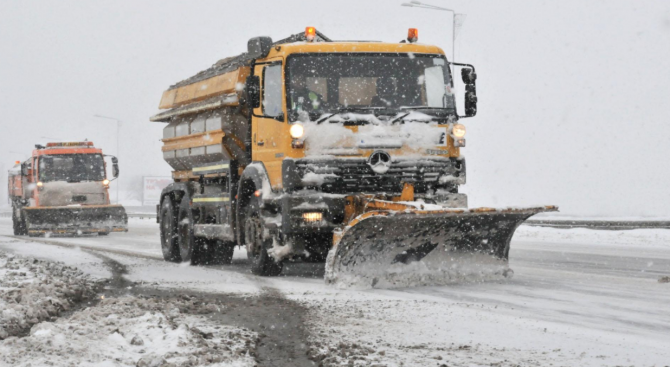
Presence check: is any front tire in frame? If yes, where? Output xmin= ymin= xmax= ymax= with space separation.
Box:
xmin=13 ymin=208 xmax=27 ymax=236
xmin=243 ymin=200 xmax=283 ymax=276
xmin=159 ymin=198 xmax=181 ymax=262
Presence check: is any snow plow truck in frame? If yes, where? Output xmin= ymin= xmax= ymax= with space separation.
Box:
xmin=8 ymin=142 xmax=127 ymax=236
xmin=152 ymin=28 xmax=557 ymax=286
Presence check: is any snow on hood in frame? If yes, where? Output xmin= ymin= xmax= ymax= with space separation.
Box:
xmin=302 ymin=114 xmax=448 ymax=157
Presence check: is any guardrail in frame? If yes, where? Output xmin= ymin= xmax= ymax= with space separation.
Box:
xmin=0 ymin=211 xmax=158 ymax=220
xmin=3 ymin=211 xmax=670 ymax=230
xmin=523 ymin=219 xmax=670 ymax=230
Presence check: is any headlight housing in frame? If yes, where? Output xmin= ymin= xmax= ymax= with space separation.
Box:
xmin=452 ymin=124 xmax=466 ymax=138
xmin=103 ymin=179 xmax=110 ymax=188
xmin=290 ymin=123 xmax=304 ymax=139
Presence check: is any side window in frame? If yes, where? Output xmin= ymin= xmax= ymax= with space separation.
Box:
xmin=424 ymin=65 xmax=446 ymax=107
xmin=262 ymin=64 xmax=283 ymax=118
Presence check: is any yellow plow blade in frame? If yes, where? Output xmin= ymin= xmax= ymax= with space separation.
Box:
xmin=325 ymin=206 xmax=557 ymax=288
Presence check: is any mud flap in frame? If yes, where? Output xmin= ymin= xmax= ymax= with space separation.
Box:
xmin=22 ymin=205 xmax=128 ymax=235
xmin=325 ymin=207 xmax=556 ymax=288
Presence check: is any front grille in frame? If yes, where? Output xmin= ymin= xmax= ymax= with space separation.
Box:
xmin=72 ymin=195 xmax=87 ymax=203
xmin=293 ymin=158 xmax=464 ymax=194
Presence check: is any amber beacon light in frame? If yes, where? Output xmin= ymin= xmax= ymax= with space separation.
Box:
xmin=305 ymin=27 xmax=317 ymax=42
xmin=407 ymin=28 xmax=418 ymax=43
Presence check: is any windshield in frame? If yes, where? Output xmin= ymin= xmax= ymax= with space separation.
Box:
xmin=286 ymin=53 xmax=455 ymax=122
xmin=38 ymin=154 xmax=105 ymax=182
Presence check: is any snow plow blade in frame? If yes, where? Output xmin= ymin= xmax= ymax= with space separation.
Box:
xmin=22 ymin=205 xmax=128 ymax=236
xmin=325 ymin=206 xmax=557 ymax=288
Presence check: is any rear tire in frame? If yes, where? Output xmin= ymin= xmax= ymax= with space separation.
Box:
xmin=244 ymin=199 xmax=283 ymax=276
xmin=206 ymin=240 xmax=235 ymax=265
xmin=177 ymin=196 xmax=206 ymax=265
xmin=159 ymin=198 xmax=181 ymax=262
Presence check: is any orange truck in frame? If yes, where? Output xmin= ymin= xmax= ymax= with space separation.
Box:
xmin=8 ymin=142 xmax=127 ymax=236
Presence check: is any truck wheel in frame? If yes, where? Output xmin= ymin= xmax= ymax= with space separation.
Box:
xmin=12 ymin=209 xmax=19 ymax=235
xmin=244 ymin=200 xmax=283 ymax=276
xmin=177 ymin=196 xmax=206 ymax=265
xmin=14 ymin=209 xmax=27 ymax=236
xmin=159 ymin=198 xmax=181 ymax=263
xmin=211 ymin=240 xmax=235 ymax=265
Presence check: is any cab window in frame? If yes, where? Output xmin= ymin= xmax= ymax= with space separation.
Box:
xmin=262 ymin=64 xmax=283 ymax=119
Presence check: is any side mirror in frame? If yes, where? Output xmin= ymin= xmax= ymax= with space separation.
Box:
xmin=247 ymin=37 xmax=273 ymax=59
xmin=464 ymin=84 xmax=477 ymax=117
xmin=112 ymin=156 xmax=119 ymax=179
xmin=460 ymin=67 xmax=477 ymax=117
xmin=461 ymin=69 xmax=477 ymax=84
xmin=245 ymin=76 xmax=261 ymax=109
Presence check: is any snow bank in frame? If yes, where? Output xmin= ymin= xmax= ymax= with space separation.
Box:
xmin=0 ymin=296 xmax=257 ymax=367
xmin=0 ymin=250 xmax=99 ymax=339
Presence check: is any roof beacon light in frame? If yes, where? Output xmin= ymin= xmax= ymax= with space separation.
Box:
xmin=305 ymin=27 xmax=317 ymax=42
xmin=46 ymin=142 xmax=94 ymax=148
xmin=407 ymin=28 xmax=418 ymax=43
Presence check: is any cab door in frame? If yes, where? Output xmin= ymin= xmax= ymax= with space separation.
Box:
xmin=251 ymin=61 xmax=286 ymax=188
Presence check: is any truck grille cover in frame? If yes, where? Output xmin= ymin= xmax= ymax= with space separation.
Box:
xmin=293 ymin=158 xmax=465 ymax=194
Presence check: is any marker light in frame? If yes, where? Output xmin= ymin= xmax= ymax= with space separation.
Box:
xmin=305 ymin=27 xmax=316 ymax=42
xmin=302 ymin=212 xmax=323 ymax=222
xmin=290 ymin=123 xmax=305 ymax=139
xmin=452 ymin=124 xmax=466 ymax=138
xmin=407 ymin=28 xmax=418 ymax=43
xmin=102 ymin=179 xmax=110 ymax=188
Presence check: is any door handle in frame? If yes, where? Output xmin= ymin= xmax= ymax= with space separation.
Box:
xmin=257 ymin=140 xmax=265 ymax=146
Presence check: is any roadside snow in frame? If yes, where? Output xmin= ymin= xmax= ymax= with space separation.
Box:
xmin=0 ymin=238 xmax=112 ymax=279
xmin=514 ymin=226 xmax=670 ymax=249
xmin=0 ymin=250 xmax=99 ymax=339
xmin=0 ymin=296 xmax=257 ymax=367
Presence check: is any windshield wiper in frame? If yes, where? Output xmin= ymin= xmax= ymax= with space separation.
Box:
xmin=388 ymin=113 xmax=410 ymax=125
xmin=315 ymin=107 xmax=386 ymax=124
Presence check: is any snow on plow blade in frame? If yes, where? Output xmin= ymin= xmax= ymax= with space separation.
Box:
xmin=325 ymin=206 xmax=557 ymax=288
xmin=22 ymin=205 xmax=128 ymax=235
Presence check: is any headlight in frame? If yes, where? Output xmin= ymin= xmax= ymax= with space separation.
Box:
xmin=103 ymin=179 xmax=110 ymax=187
xmin=290 ymin=124 xmax=304 ymax=139
xmin=36 ymin=182 xmax=44 ymax=188
xmin=452 ymin=124 xmax=466 ymax=138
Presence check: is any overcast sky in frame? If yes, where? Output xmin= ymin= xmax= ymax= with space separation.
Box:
xmin=1 ymin=0 xmax=669 ymax=217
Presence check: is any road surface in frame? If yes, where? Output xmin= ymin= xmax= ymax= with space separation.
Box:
xmin=1 ymin=217 xmax=669 ymax=366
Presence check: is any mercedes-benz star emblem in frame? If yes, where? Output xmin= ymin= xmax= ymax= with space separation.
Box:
xmin=368 ymin=151 xmax=392 ymax=174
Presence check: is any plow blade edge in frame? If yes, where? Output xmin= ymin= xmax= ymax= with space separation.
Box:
xmin=23 ymin=205 xmax=128 ymax=235
xmin=325 ymin=206 xmax=556 ymax=288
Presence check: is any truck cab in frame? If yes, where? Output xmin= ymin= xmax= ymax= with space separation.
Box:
xmin=153 ymin=28 xmax=480 ymax=275
xmin=8 ymin=142 xmax=127 ymax=236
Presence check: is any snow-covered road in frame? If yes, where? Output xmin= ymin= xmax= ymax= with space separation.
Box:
xmin=1 ymin=217 xmax=669 ymax=366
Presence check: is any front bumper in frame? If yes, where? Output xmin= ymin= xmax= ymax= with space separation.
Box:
xmin=276 ymin=193 xmax=346 ymax=236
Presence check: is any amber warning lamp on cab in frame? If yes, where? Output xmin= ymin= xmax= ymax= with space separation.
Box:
xmin=407 ymin=28 xmax=418 ymax=43
xmin=305 ymin=27 xmax=317 ymax=42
